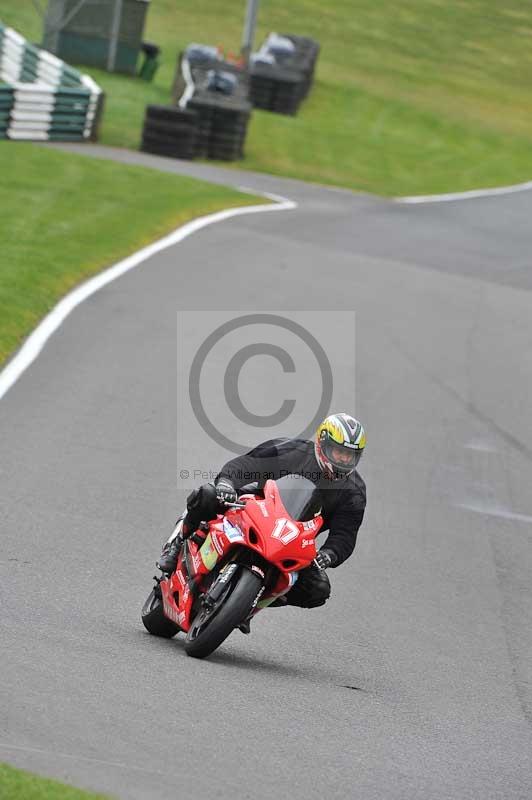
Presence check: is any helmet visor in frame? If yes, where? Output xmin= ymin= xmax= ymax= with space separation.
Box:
xmin=323 ymin=440 xmax=360 ymax=474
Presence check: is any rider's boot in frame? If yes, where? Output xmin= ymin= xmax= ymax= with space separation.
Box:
xmin=157 ymin=537 xmax=182 ymax=573
xmin=157 ymin=518 xmax=190 ymax=573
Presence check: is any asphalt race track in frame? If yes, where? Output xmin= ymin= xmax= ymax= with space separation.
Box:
xmin=1 ymin=146 xmax=532 ymax=799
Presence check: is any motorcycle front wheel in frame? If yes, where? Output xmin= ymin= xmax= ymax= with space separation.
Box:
xmin=185 ymin=568 xmax=262 ymax=659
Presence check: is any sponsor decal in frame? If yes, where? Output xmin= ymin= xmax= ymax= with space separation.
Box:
xmin=223 ymin=518 xmax=245 ymax=543
xmin=302 ymin=519 xmax=317 ymax=531
xmin=251 ymin=586 xmax=265 ymax=609
xmin=162 ymin=595 xmax=182 ymax=626
xmin=211 ymin=530 xmax=224 ymax=556
xmin=251 ymin=565 xmax=265 ymax=579
xmin=257 ymin=501 xmax=269 ymax=517
xmin=301 ymin=538 xmax=314 ymax=548
xmin=218 ymin=564 xmax=238 ymax=584
xmin=192 ymin=553 xmax=202 ymax=573
xmin=200 ymin=534 xmax=219 ymax=571
xmin=177 ymin=569 xmax=186 ymax=587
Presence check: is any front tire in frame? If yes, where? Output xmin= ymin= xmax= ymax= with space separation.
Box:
xmin=185 ymin=569 xmax=262 ymax=659
xmin=141 ymin=587 xmax=179 ymax=638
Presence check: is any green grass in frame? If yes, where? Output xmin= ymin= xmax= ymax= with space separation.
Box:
xmin=2 ymin=1 xmax=532 ymax=194
xmin=0 ymin=142 xmax=263 ymax=365
xmin=0 ymin=763 xmax=111 ymax=799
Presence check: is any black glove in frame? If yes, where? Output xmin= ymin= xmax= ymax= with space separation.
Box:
xmin=215 ymin=478 xmax=237 ymax=505
xmin=314 ymin=549 xmax=336 ymax=570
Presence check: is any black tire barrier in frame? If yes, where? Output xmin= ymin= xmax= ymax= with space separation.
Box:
xmin=141 ymin=136 xmax=197 ymax=160
xmin=250 ymin=33 xmax=320 ymax=116
xmin=145 ymin=104 xmax=197 ymax=125
xmin=142 ymin=127 xmax=194 ymax=143
xmin=143 ymin=44 xmax=252 ymax=163
xmin=141 ymin=141 xmax=196 ymax=157
xmin=142 ymin=129 xmax=196 ymax=147
xmin=140 ymin=104 xmax=199 ymax=160
xmin=189 ymin=96 xmax=250 ymax=161
xmin=142 ymin=119 xmax=197 ymax=137
xmin=141 ymin=129 xmax=197 ymax=149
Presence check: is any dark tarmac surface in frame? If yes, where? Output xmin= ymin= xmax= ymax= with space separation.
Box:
xmin=1 ymin=146 xmax=531 ymax=799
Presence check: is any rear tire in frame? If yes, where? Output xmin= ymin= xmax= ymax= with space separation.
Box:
xmin=185 ymin=569 xmax=262 ymax=659
xmin=141 ymin=587 xmax=179 ymax=638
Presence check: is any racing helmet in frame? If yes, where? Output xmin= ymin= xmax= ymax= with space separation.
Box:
xmin=315 ymin=413 xmax=366 ymax=478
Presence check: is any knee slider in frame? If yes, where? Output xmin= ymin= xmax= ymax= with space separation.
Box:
xmin=286 ymin=568 xmax=331 ymax=608
xmin=307 ymin=570 xmax=331 ymax=605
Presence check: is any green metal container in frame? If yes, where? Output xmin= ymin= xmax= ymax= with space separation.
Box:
xmin=42 ymin=0 xmax=150 ymax=74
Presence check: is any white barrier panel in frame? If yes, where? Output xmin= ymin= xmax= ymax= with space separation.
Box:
xmin=0 ymin=21 xmax=103 ymax=141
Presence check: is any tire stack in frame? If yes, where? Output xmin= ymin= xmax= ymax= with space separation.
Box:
xmin=188 ymin=95 xmax=251 ymax=162
xmin=188 ymin=96 xmax=212 ymax=158
xmin=250 ymin=33 xmax=320 ymax=116
xmin=141 ymin=104 xmax=198 ymax=159
xmin=209 ymin=106 xmax=249 ymax=161
xmin=290 ymin=35 xmax=320 ymax=100
xmin=246 ymin=69 xmax=274 ymax=111
xmin=148 ymin=44 xmax=251 ymax=161
xmin=185 ymin=47 xmax=251 ymax=161
xmin=256 ymin=67 xmax=304 ymax=115
xmin=143 ymin=44 xmax=251 ymax=163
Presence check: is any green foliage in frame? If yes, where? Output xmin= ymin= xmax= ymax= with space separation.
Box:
xmin=0 ymin=142 xmax=261 ymax=365
xmin=2 ymin=0 xmax=531 ymax=194
xmin=0 ymin=763 xmax=111 ymax=799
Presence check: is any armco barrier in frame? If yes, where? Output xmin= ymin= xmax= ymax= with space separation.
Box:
xmin=0 ymin=22 xmax=103 ymax=141
xmin=141 ymin=44 xmax=251 ymax=162
xmin=250 ymin=33 xmax=319 ymax=115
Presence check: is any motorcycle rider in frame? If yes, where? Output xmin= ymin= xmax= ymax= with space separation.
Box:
xmin=158 ymin=412 xmax=366 ymax=613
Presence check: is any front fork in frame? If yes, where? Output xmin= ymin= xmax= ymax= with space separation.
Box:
xmin=255 ymin=570 xmax=299 ymax=610
xmin=203 ymin=562 xmax=240 ymax=609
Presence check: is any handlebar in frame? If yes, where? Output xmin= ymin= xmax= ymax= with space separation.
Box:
xmin=219 ymin=499 xmax=247 ymax=508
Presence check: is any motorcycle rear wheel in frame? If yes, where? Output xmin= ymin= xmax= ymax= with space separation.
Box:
xmin=141 ymin=587 xmax=180 ymax=638
xmin=185 ymin=568 xmax=262 ymax=659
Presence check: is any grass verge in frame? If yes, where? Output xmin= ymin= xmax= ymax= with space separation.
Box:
xmin=2 ymin=1 xmax=532 ymax=195
xmin=0 ymin=762 xmax=111 ymax=799
xmin=0 ymin=142 xmax=263 ymax=366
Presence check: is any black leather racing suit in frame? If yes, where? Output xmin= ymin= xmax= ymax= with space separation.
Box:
xmin=183 ymin=438 xmax=367 ymax=608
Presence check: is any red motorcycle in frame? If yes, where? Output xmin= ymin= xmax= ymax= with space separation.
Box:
xmin=141 ymin=475 xmax=323 ymax=659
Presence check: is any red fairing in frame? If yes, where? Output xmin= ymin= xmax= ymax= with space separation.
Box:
xmin=158 ymin=479 xmax=323 ymax=632
xmin=160 ymin=544 xmax=197 ymax=633
xmin=226 ymin=479 xmax=322 ymax=572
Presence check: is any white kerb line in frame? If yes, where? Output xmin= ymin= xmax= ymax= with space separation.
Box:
xmin=0 ymin=194 xmax=297 ymax=402
xmin=396 ymin=179 xmax=532 ymax=204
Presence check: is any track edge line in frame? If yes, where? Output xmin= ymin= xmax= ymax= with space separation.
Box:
xmin=0 ymin=193 xmax=297 ymax=401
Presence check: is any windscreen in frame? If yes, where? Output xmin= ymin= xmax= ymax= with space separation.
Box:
xmin=275 ymin=475 xmax=321 ymax=522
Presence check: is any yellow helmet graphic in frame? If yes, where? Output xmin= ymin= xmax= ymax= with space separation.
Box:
xmin=315 ymin=413 xmax=366 ymax=478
